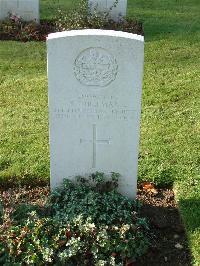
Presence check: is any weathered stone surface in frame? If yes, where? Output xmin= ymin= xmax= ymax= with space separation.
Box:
xmin=88 ymin=0 xmax=127 ymax=21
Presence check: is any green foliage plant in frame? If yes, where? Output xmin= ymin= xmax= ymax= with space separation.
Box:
xmin=0 ymin=11 xmax=54 ymax=41
xmin=0 ymin=172 xmax=150 ymax=265
xmin=54 ymin=0 xmax=143 ymax=35
xmin=0 ymin=0 xmax=143 ymax=42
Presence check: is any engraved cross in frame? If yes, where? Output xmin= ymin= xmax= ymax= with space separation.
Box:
xmin=80 ymin=124 xmax=110 ymax=168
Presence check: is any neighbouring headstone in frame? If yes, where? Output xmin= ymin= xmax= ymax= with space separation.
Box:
xmin=0 ymin=0 xmax=39 ymax=23
xmin=88 ymin=0 xmax=127 ymax=21
xmin=47 ymin=29 xmax=144 ymax=199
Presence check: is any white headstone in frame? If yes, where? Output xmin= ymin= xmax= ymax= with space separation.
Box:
xmin=47 ymin=29 xmax=144 ymax=199
xmin=88 ymin=0 xmax=127 ymax=21
xmin=0 ymin=0 xmax=39 ymax=23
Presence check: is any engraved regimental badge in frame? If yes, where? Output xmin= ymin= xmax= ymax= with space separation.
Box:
xmin=74 ymin=48 xmax=118 ymax=87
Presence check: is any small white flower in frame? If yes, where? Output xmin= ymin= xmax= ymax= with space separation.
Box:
xmin=88 ymin=223 xmax=96 ymax=229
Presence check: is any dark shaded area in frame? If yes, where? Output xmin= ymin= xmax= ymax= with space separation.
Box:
xmin=136 ymin=187 xmax=192 ymax=266
xmin=0 ymin=20 xmax=54 ymax=41
xmin=0 ymin=174 xmax=49 ymax=189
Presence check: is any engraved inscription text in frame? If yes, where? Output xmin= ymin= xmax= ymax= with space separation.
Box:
xmin=53 ymin=94 xmax=136 ymax=121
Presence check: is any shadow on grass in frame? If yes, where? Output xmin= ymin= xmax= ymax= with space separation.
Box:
xmin=136 ymin=193 xmax=193 ymax=265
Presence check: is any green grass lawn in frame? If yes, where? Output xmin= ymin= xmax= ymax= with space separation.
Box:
xmin=40 ymin=0 xmax=76 ymax=20
xmin=0 ymin=0 xmax=200 ymax=264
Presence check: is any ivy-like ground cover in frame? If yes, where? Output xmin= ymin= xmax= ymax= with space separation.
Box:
xmin=0 ymin=173 xmax=150 ymax=265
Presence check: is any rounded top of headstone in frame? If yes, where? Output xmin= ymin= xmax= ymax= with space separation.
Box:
xmin=47 ymin=29 xmax=144 ymax=42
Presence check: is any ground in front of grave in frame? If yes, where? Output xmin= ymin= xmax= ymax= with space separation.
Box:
xmin=0 ymin=184 xmax=192 ymax=265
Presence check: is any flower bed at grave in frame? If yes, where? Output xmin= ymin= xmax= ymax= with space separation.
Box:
xmin=0 ymin=19 xmax=54 ymax=41
xmin=0 ymin=18 xmax=143 ymax=42
xmin=0 ymin=176 xmax=192 ymax=265
xmin=0 ymin=173 xmax=150 ymax=265
xmin=0 ymin=1 xmax=143 ymax=42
